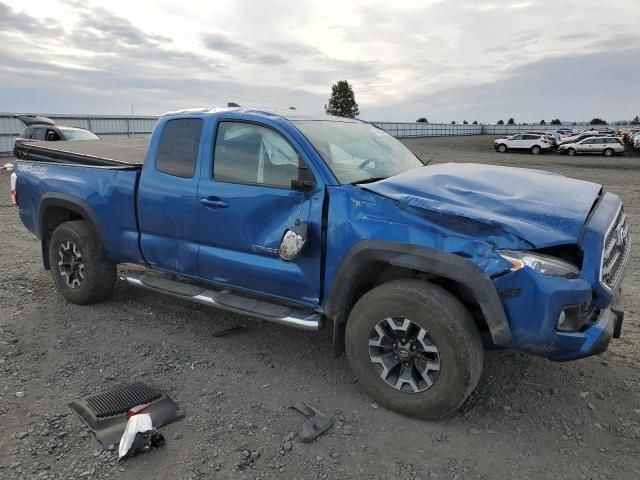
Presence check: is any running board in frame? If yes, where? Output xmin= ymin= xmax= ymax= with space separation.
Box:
xmin=121 ymin=271 xmax=322 ymax=331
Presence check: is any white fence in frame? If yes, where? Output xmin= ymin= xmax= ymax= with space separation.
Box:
xmin=0 ymin=113 xmax=635 ymax=156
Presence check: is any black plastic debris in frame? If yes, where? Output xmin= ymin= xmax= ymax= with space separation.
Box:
xmin=69 ymin=382 xmax=183 ymax=448
xmin=290 ymin=402 xmax=332 ymax=442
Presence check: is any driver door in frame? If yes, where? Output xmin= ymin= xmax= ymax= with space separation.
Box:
xmin=196 ymin=120 xmax=324 ymax=305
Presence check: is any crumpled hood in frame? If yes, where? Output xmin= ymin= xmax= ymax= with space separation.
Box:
xmin=365 ymin=163 xmax=602 ymax=248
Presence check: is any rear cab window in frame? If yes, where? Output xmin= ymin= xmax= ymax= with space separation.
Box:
xmin=156 ymin=118 xmax=203 ymax=178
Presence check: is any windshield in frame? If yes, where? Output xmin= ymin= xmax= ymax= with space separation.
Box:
xmin=59 ymin=128 xmax=99 ymax=141
xmin=293 ymin=120 xmax=424 ymax=184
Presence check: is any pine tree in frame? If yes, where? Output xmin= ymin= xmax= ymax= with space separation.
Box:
xmin=550 ymin=118 xmax=561 ymax=125
xmin=507 ymin=118 xmax=515 ymax=125
xmin=325 ymin=81 xmax=360 ymax=118
xmin=630 ymin=115 xmax=639 ymax=125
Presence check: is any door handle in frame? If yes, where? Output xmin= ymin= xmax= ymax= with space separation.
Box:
xmin=200 ymin=197 xmax=228 ymax=209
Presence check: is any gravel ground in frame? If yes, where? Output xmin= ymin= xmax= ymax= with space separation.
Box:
xmin=0 ymin=136 xmax=639 ymax=480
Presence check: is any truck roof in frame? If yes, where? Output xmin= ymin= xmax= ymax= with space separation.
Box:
xmin=161 ymin=107 xmax=362 ymax=123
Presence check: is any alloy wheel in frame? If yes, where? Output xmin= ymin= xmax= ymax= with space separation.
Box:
xmin=368 ymin=317 xmax=441 ymax=393
xmin=58 ymin=241 xmax=85 ymax=289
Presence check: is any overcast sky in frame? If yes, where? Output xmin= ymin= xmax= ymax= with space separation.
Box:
xmin=1 ymin=0 xmax=639 ymax=122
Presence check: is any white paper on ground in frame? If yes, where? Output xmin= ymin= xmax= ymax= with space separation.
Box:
xmin=118 ymin=413 xmax=153 ymax=459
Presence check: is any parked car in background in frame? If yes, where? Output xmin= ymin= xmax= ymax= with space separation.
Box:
xmin=13 ymin=115 xmax=99 ymax=158
xmin=558 ymin=132 xmax=608 ymax=146
xmin=494 ymin=133 xmax=552 ymax=154
xmin=558 ymin=136 xmax=624 ymax=157
xmin=633 ymin=132 xmax=640 ymax=151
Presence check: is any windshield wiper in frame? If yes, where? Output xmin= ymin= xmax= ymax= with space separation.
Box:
xmin=352 ymin=176 xmax=388 ymax=185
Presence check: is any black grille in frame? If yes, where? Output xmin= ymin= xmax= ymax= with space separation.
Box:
xmin=85 ymin=382 xmax=162 ymax=418
xmin=601 ymin=207 xmax=630 ymax=290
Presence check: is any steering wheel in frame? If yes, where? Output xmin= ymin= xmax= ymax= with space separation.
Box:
xmin=358 ymin=157 xmax=376 ymax=169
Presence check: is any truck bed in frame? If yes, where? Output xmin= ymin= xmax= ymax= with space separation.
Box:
xmin=16 ymin=138 xmax=148 ymax=168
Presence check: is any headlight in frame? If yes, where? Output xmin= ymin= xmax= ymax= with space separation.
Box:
xmin=499 ymin=250 xmax=580 ymax=278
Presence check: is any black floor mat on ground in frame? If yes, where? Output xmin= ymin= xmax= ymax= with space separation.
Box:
xmin=69 ymin=382 xmax=183 ymax=448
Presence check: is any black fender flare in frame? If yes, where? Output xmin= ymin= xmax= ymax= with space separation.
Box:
xmin=324 ymin=240 xmax=511 ymax=347
xmin=38 ymin=193 xmax=109 ymax=269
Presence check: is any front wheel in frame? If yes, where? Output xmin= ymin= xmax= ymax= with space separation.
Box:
xmin=568 ymin=148 xmax=577 ymax=156
xmin=497 ymin=144 xmax=507 ymax=153
xmin=345 ymin=279 xmax=484 ymax=420
xmin=49 ymin=220 xmax=116 ymax=305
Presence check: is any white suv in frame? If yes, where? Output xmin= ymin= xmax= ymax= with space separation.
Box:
xmin=494 ymin=134 xmax=552 ymax=155
xmin=558 ymin=136 xmax=624 ymax=157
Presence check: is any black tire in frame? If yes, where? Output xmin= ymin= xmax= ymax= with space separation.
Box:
xmin=345 ymin=279 xmax=483 ymax=420
xmin=568 ymin=148 xmax=577 ymax=156
xmin=497 ymin=144 xmax=507 ymax=153
xmin=48 ymin=220 xmax=116 ymax=305
xmin=531 ymin=145 xmax=541 ymax=155
xmin=603 ymin=148 xmax=613 ymax=157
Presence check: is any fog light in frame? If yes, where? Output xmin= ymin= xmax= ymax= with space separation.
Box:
xmin=556 ymin=304 xmax=597 ymax=332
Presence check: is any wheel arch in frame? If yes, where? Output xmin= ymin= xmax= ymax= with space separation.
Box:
xmin=324 ymin=240 xmax=511 ymax=353
xmin=38 ymin=193 xmax=109 ymax=269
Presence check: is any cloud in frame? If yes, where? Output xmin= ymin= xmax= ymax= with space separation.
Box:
xmin=202 ymin=33 xmax=289 ymax=65
xmin=0 ymin=0 xmax=639 ymax=120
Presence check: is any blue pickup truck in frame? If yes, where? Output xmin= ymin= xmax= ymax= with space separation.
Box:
xmin=12 ymin=108 xmax=629 ymax=419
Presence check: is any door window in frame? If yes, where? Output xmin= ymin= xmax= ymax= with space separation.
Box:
xmin=32 ymin=128 xmax=46 ymax=140
xmin=156 ymin=118 xmax=203 ymax=178
xmin=213 ymin=122 xmax=300 ymax=189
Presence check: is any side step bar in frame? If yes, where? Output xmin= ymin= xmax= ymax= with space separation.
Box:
xmin=122 ymin=271 xmax=322 ymax=331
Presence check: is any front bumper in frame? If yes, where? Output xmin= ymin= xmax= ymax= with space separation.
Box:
xmin=551 ymin=290 xmax=624 ymax=361
xmin=494 ymin=268 xmax=625 ymax=361
xmin=492 ymin=192 xmax=628 ymax=361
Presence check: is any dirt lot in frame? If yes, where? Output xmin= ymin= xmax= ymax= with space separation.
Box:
xmin=1 ymin=136 xmax=638 ymax=480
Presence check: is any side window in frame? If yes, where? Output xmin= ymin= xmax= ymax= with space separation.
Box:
xmin=21 ymin=127 xmax=32 ymax=139
xmin=156 ymin=118 xmax=203 ymax=178
xmin=510 ymin=135 xmax=523 ymax=140
xmin=46 ymin=129 xmax=61 ymax=141
xmin=523 ymin=134 xmax=537 ymax=140
xmin=213 ymin=122 xmax=300 ymax=188
xmin=32 ymin=128 xmax=46 ymax=140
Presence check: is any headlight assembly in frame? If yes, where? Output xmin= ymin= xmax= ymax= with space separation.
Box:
xmin=499 ymin=250 xmax=580 ymax=278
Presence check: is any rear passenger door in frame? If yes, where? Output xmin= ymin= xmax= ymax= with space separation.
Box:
xmin=138 ymin=118 xmax=204 ymax=275
xmin=196 ymin=120 xmax=324 ymax=305
xmin=578 ymin=138 xmax=595 ymax=153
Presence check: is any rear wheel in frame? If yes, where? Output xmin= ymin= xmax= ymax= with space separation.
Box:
xmin=531 ymin=145 xmax=541 ymax=155
xmin=345 ymin=279 xmax=484 ymax=420
xmin=603 ymin=148 xmax=614 ymax=157
xmin=49 ymin=220 xmax=116 ymax=305
xmin=497 ymin=144 xmax=507 ymax=153
xmin=568 ymin=148 xmax=577 ymax=156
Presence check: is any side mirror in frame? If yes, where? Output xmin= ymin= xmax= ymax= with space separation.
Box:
xmin=278 ymin=222 xmax=308 ymax=262
xmin=291 ymin=163 xmax=315 ymax=191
